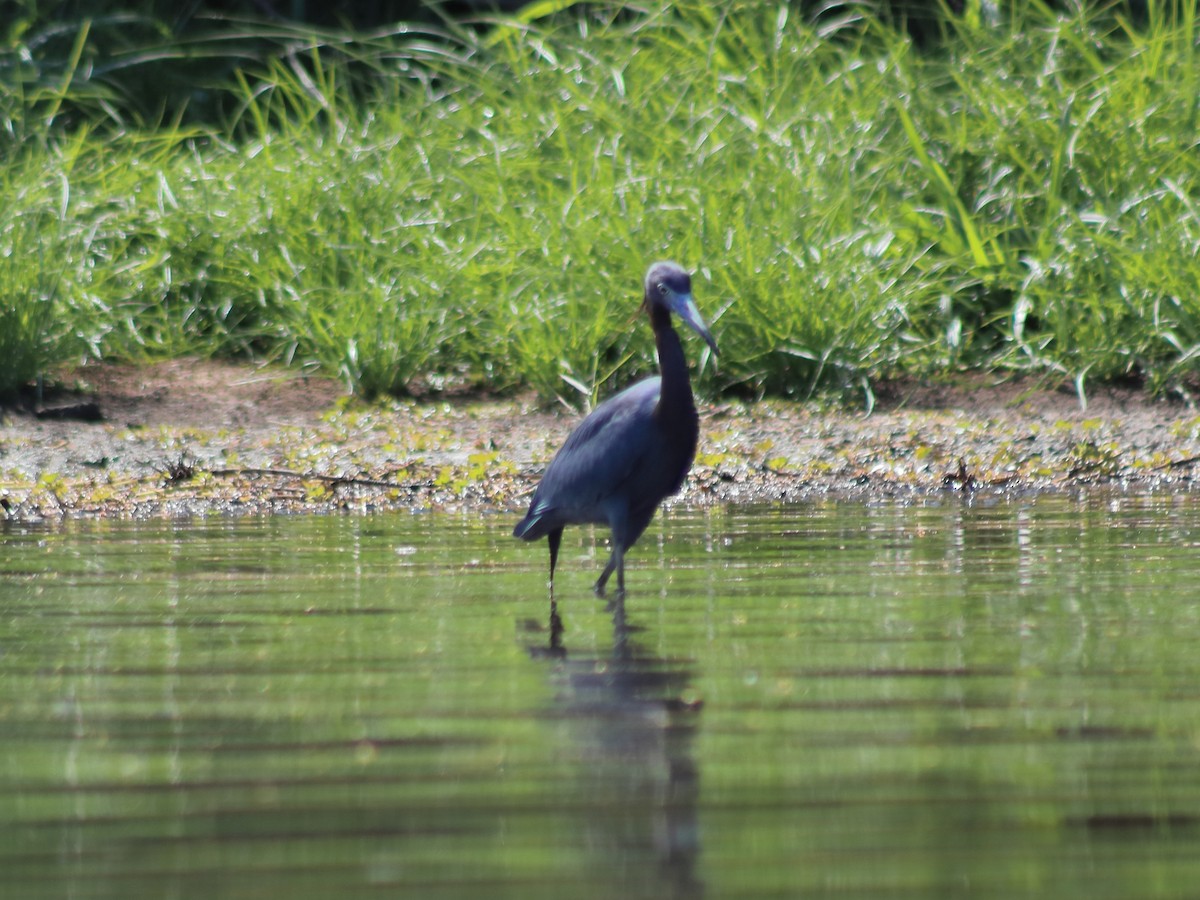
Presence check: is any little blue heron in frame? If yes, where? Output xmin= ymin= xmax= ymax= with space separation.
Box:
xmin=513 ymin=261 xmax=718 ymax=597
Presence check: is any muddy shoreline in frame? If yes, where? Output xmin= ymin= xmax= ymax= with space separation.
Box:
xmin=3 ymin=359 xmax=1199 ymax=523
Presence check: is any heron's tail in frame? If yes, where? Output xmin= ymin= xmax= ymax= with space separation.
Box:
xmin=513 ymin=502 xmax=556 ymax=540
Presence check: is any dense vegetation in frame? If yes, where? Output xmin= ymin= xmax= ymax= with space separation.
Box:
xmin=2 ymin=1 xmax=1198 ymax=406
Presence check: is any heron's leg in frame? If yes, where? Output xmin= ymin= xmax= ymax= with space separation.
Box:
xmin=594 ymin=543 xmax=624 ymax=598
xmin=547 ymin=528 xmax=563 ymax=597
xmin=594 ymin=555 xmax=614 ymax=596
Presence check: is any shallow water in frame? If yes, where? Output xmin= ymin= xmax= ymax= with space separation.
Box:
xmin=3 ymin=495 xmax=1200 ymax=898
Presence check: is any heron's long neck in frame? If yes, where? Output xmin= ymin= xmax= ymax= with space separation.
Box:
xmin=651 ymin=307 xmax=695 ymax=415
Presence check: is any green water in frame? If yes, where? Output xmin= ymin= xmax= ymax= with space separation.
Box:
xmin=3 ymin=496 xmax=1200 ymax=898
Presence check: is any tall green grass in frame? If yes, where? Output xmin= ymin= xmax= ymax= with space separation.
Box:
xmin=0 ymin=145 xmax=95 ymax=399
xmin=2 ymin=1 xmax=1199 ymax=405
xmin=0 ymin=201 xmax=67 ymax=399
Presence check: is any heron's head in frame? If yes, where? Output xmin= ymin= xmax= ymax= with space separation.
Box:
xmin=643 ymin=261 xmax=719 ymax=356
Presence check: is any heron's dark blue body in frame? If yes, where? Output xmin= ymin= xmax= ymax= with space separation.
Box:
xmin=513 ymin=261 xmax=717 ymax=597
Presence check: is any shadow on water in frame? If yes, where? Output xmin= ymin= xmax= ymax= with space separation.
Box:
xmin=521 ymin=598 xmax=703 ymax=900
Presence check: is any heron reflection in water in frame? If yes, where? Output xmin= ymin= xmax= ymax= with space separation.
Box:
xmin=513 ymin=261 xmax=718 ymax=598
xmin=523 ymin=595 xmax=703 ymax=898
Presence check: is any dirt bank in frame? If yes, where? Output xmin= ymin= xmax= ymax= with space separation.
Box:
xmin=3 ymin=359 xmax=1199 ymax=522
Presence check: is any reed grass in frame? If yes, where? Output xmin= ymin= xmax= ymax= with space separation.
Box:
xmin=2 ymin=1 xmax=1199 ymax=405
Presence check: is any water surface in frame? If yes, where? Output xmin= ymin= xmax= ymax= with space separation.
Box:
xmin=3 ymin=495 xmax=1200 ymax=898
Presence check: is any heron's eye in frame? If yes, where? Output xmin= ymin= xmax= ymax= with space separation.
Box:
xmin=657 ymin=283 xmax=669 ymax=295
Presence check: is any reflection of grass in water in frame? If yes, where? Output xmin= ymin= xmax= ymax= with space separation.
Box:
xmin=3 ymin=2 xmax=1200 ymax=403
xmin=3 ymin=504 xmax=1200 ymax=894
